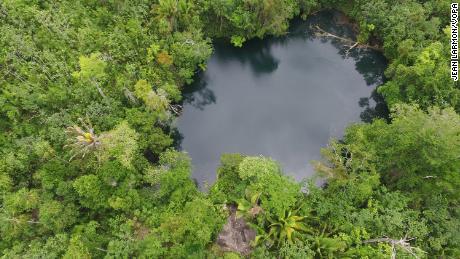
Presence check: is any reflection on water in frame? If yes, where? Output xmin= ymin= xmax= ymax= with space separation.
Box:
xmin=176 ymin=11 xmax=388 ymax=186
xmin=182 ymin=73 xmax=217 ymax=110
xmin=213 ymin=39 xmax=280 ymax=76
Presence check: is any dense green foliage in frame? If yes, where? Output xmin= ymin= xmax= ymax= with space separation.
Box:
xmin=210 ymin=104 xmax=460 ymax=257
xmin=0 ymin=0 xmax=458 ymax=258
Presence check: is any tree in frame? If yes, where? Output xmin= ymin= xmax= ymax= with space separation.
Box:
xmin=133 ymin=79 xmax=170 ymax=113
xmin=72 ymin=52 xmax=108 ymax=98
xmin=343 ymin=104 xmax=460 ymax=201
xmin=98 ymin=121 xmax=139 ymax=169
xmin=257 ymin=208 xmax=311 ymax=248
xmin=316 ymin=104 xmax=460 ymax=256
xmin=0 ymin=0 xmax=458 ymax=258
xmin=379 ymin=40 xmax=459 ymax=111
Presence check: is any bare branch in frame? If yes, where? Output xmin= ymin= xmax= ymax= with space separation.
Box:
xmin=313 ymin=25 xmax=382 ymax=52
xmin=2 ymin=217 xmax=42 ymax=225
xmin=169 ymin=104 xmax=182 ymax=115
xmin=95 ymin=82 xmax=106 ymax=98
xmin=363 ymin=235 xmax=424 ymax=259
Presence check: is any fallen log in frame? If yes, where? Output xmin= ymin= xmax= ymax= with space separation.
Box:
xmin=313 ymin=25 xmax=382 ymax=54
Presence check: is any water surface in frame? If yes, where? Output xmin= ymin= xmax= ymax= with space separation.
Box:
xmin=176 ymin=11 xmax=387 ymax=185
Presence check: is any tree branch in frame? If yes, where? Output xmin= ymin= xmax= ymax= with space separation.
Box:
xmin=313 ymin=25 xmax=382 ymax=53
xmin=363 ymin=235 xmax=423 ymax=259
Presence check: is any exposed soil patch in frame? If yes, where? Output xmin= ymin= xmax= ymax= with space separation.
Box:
xmin=216 ymin=205 xmax=256 ymax=256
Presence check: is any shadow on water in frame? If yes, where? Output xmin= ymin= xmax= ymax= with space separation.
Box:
xmin=359 ymin=88 xmax=390 ymax=123
xmin=290 ymin=10 xmax=389 ymax=122
xmin=171 ymin=127 xmax=184 ymax=150
xmin=350 ymin=50 xmax=389 ymax=122
xmin=210 ymin=10 xmax=356 ymax=78
xmin=176 ymin=10 xmax=389 ymax=146
xmin=180 ymin=36 xmax=284 ymax=112
xmin=182 ymin=10 xmax=389 ymax=118
xmin=175 ymin=10 xmax=390 ymax=176
xmin=181 ymin=72 xmax=217 ymax=110
xmin=212 ymin=38 xmax=281 ymax=77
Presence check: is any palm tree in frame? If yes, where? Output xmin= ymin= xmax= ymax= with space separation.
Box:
xmin=255 ymin=208 xmax=311 ymax=248
xmin=65 ymin=118 xmax=100 ymax=160
xmin=236 ymin=191 xmax=263 ymax=218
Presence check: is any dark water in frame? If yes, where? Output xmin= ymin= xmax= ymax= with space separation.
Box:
xmin=176 ymin=11 xmax=387 ymax=186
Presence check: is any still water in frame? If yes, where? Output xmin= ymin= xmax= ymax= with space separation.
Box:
xmin=176 ymin=11 xmax=387 ymax=186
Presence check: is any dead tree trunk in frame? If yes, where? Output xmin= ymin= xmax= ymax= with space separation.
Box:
xmin=312 ymin=25 xmax=382 ymax=56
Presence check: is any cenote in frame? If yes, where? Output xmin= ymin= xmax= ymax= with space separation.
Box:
xmin=176 ymin=11 xmax=388 ymax=186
